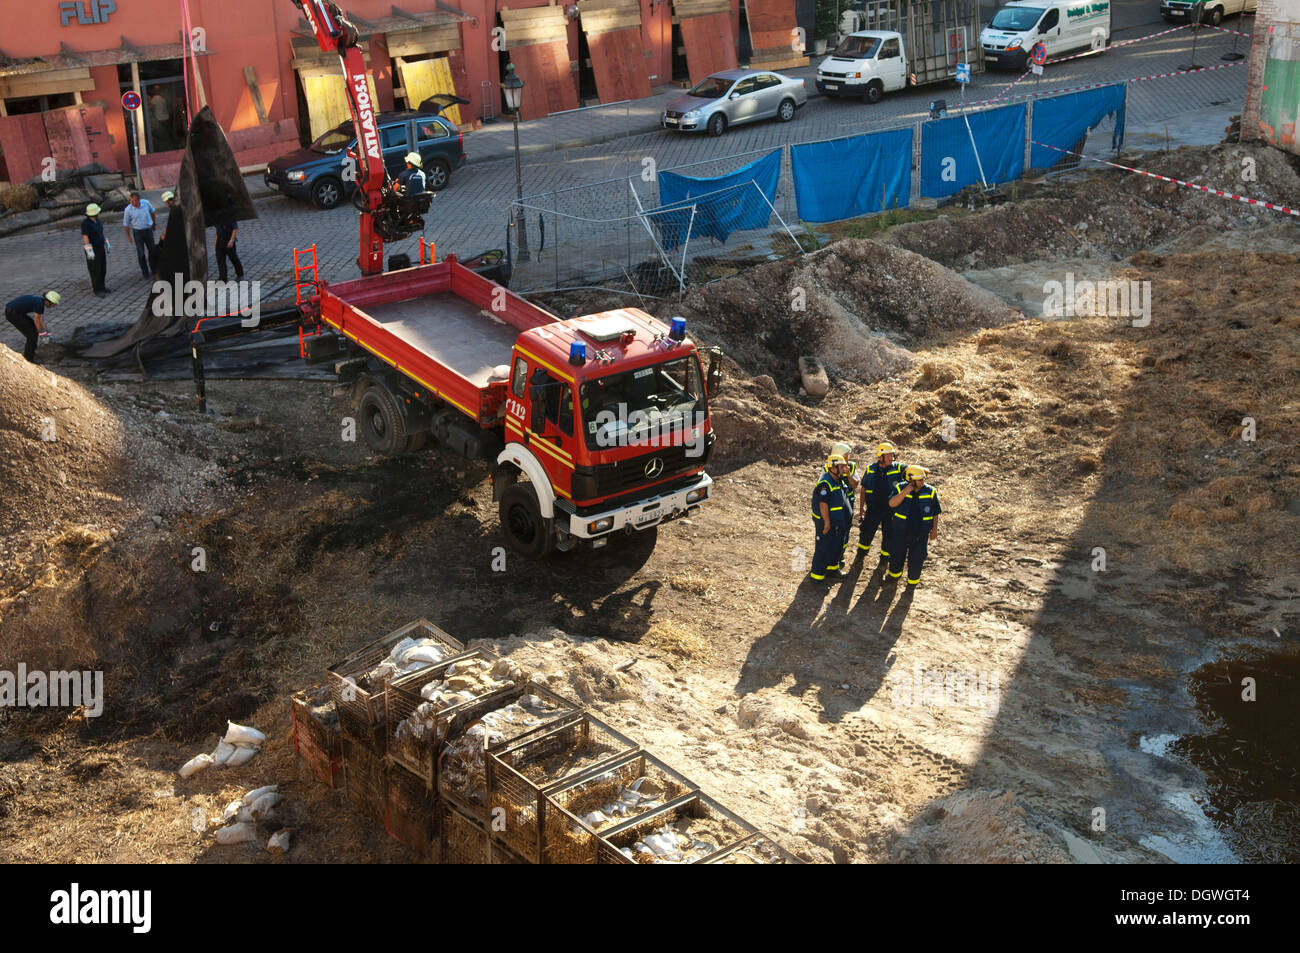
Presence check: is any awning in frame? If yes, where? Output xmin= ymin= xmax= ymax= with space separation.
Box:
xmin=0 ymin=37 xmax=209 ymax=77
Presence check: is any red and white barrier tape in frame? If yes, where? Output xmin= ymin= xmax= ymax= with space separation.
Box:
xmin=973 ymin=58 xmax=1246 ymax=109
xmin=1202 ymin=23 xmax=1254 ymax=39
xmin=982 ymin=67 xmax=1035 ymax=105
xmin=1030 ymin=140 xmax=1300 ymax=218
xmin=1044 ymin=23 xmax=1192 ymax=65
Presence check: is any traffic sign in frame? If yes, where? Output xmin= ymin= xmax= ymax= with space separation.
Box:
xmin=955 ymin=62 xmax=971 ymax=84
xmin=1030 ymin=42 xmax=1047 ymax=66
xmin=122 ymin=90 xmax=142 ymax=111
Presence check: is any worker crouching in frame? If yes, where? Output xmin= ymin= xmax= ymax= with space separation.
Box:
xmin=884 ymin=465 xmax=942 ymax=588
xmin=810 ymin=454 xmax=854 ymax=582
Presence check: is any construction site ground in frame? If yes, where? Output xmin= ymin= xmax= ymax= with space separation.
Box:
xmin=1 ymin=141 xmax=1297 ymax=864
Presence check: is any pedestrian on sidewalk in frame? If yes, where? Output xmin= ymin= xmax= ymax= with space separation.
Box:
xmin=158 ymin=191 xmax=179 ymax=244
xmin=4 ymin=291 xmax=60 ymax=363
xmin=80 ymin=203 xmax=112 ymax=297
xmin=214 ymin=214 xmax=244 ymax=281
xmin=122 ymin=191 xmax=158 ymax=279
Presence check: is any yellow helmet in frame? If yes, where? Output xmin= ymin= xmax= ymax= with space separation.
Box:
xmin=905 ymin=465 xmax=928 ymax=482
xmin=44 ymin=291 xmax=61 ymax=305
xmin=877 ymin=441 xmax=897 ymax=457
xmin=86 ymin=203 xmax=101 ymax=216
xmin=831 ymin=441 xmax=851 ymax=458
xmin=827 ymin=453 xmax=848 ymax=468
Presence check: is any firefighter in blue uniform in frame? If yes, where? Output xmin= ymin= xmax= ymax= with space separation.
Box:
xmin=856 ymin=441 xmax=904 ymax=565
xmin=809 ymin=453 xmax=853 ymax=582
xmin=884 ymin=465 xmax=942 ymax=588
xmin=829 ymin=442 xmax=859 ymax=569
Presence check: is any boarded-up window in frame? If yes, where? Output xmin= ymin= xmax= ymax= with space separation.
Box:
xmin=399 ymin=57 xmax=463 ymax=124
xmin=300 ymin=72 xmax=380 ymax=141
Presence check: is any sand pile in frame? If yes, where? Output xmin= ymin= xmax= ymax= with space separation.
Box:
xmin=673 ymin=239 xmax=1021 ymax=390
xmin=0 ymin=343 xmax=126 ymax=537
xmin=890 ymin=790 xmax=1072 ymax=863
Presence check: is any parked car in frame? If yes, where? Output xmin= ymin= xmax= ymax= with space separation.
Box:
xmin=1162 ymin=0 xmax=1255 ymax=26
xmin=661 ymin=69 xmax=807 ymax=137
xmin=981 ymin=1 xmax=1112 ymax=70
xmin=265 ymin=99 xmax=467 ymax=209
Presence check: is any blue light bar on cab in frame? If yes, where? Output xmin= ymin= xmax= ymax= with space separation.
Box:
xmin=669 ymin=316 xmax=686 ymax=340
xmin=569 ymin=341 xmax=587 ymax=365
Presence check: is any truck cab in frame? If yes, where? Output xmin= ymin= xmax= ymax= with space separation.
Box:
xmin=496 ymin=310 xmax=717 ymax=555
xmin=815 ymin=30 xmax=909 ymax=104
xmin=981 ymin=1 xmax=1112 ymax=69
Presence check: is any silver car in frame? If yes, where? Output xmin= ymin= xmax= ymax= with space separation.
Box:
xmin=661 ymin=69 xmax=808 ymax=137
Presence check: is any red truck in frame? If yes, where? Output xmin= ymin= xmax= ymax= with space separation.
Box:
xmin=299 ymin=256 xmax=720 ymax=556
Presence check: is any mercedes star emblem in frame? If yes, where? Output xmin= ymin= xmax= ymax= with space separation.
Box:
xmin=644 ymin=457 xmax=664 ymax=479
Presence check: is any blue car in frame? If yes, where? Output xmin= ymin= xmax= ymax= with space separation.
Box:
xmin=265 ymin=99 xmax=467 ymax=209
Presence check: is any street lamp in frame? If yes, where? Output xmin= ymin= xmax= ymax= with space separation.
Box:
xmin=502 ymin=63 xmax=530 ymax=262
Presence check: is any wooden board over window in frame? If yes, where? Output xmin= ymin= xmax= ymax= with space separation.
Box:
xmin=0 ymin=67 xmax=97 ymax=100
xmin=292 ymin=35 xmax=373 ymax=76
xmin=672 ymin=0 xmax=732 ymax=17
xmin=507 ymin=40 xmax=579 ymax=120
xmin=0 ymin=104 xmax=113 ymax=181
xmin=587 ymin=27 xmax=652 ymax=103
xmin=745 ymin=0 xmax=804 ymax=70
xmin=399 ymin=57 xmax=464 ymax=124
xmin=387 ymin=24 xmax=462 ymax=58
xmin=678 ymin=11 xmax=737 ymax=85
xmin=301 ymin=72 xmax=380 ymax=141
xmin=499 ymin=5 xmax=571 ymax=48
xmin=579 ymin=0 xmax=642 ymax=35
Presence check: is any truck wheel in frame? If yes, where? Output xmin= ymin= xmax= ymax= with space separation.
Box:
xmin=1207 ymin=5 xmax=1223 ymax=26
xmin=425 ymin=158 xmax=451 ymax=191
xmin=777 ymin=98 xmax=796 ymax=122
xmin=707 ymin=113 xmax=727 ymax=137
xmin=863 ymin=81 xmax=883 ymax=105
xmin=312 ymin=176 xmax=344 ymax=210
xmin=357 ymin=385 xmax=408 ymax=455
xmin=499 ymin=482 xmax=554 ymax=557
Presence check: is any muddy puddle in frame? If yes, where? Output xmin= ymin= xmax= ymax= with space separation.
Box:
xmin=1136 ymin=649 xmax=1300 ymax=863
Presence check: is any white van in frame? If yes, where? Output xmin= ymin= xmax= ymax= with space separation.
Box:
xmin=981 ymin=0 xmax=1112 ymax=70
xmin=1161 ymin=0 xmax=1256 ymax=27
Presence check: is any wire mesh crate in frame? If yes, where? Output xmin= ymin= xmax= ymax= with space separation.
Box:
xmin=487 ymin=712 xmax=640 ymax=862
xmin=385 ymin=761 xmax=438 ymax=859
xmin=291 ymin=684 xmax=342 ymax=788
xmin=595 ymin=792 xmax=758 ymax=864
xmin=437 ymin=801 xmax=490 ymax=864
xmin=386 ymin=648 xmax=524 ymax=790
xmin=327 ymin=619 xmax=467 ymax=750
xmin=341 ymin=732 xmax=387 ymax=825
xmin=703 ymin=833 xmax=801 ymax=864
xmin=436 ymin=684 xmax=581 ymax=819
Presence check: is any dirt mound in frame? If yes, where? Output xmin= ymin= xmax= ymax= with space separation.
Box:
xmin=0 ymin=343 xmax=126 ymax=538
xmin=890 ymin=790 xmax=1071 ymax=863
xmin=673 ymin=239 xmax=1021 ymax=390
xmin=884 ymin=143 xmax=1299 ymax=272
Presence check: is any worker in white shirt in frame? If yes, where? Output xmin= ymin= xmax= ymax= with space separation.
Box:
xmin=121 ymin=191 xmax=157 ymax=279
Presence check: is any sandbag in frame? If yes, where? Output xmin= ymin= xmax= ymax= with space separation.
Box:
xmin=223 ymin=722 xmax=266 ymax=746
xmin=178 ymin=753 xmax=213 ymax=778
xmin=215 ymin=822 xmax=257 ymax=845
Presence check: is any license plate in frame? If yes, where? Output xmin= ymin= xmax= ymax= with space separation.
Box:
xmin=824 ymin=82 xmax=840 ymax=90
xmin=634 ymin=507 xmax=663 ymax=525
xmin=267 ymin=181 xmax=279 ymax=190
xmin=664 ymin=118 xmax=678 ymax=126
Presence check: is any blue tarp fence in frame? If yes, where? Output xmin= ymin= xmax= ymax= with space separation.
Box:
xmin=653 ymin=149 xmax=782 ymax=249
xmin=1029 ymin=83 xmax=1127 ymax=170
xmin=790 ymin=127 xmax=914 ymax=223
xmin=919 ymin=103 xmax=1027 ymax=199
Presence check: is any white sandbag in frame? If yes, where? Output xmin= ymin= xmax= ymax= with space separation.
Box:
xmin=248 ymin=792 xmax=283 ymax=819
xmin=221 ymin=798 xmax=244 ymax=823
xmin=401 ymin=643 xmax=449 ymax=667
xmin=267 ymin=829 xmax=291 ymax=854
xmin=178 ymin=753 xmax=214 ymax=779
xmin=242 ymin=784 xmax=278 ymax=803
xmin=225 ymin=745 xmax=259 ymax=767
xmin=223 ymin=722 xmax=266 ymax=747
xmin=215 ymin=822 xmax=257 ymax=845
xmin=211 ymin=740 xmax=236 ymax=766
xmin=236 ymin=804 xmax=256 ymax=824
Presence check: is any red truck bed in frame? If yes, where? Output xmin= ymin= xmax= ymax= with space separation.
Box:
xmin=316 ymin=258 xmax=557 ymax=425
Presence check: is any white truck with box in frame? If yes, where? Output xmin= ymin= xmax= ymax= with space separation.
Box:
xmin=817 ymin=0 xmax=985 ymax=104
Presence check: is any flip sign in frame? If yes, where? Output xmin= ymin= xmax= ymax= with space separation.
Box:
xmin=955 ymin=62 xmax=971 ymax=84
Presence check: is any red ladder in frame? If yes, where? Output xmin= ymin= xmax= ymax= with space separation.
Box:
xmin=294 ymin=244 xmax=321 ymax=359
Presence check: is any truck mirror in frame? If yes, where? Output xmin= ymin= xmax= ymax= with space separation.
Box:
xmin=706 ymin=347 xmax=724 ymax=395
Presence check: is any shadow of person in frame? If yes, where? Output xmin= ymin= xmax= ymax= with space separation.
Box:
xmin=735 ymin=575 xmax=830 ymax=697
xmin=879 ymin=584 xmax=915 ymax=643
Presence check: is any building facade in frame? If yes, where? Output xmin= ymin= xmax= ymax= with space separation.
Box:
xmin=0 ymin=0 xmax=804 ymax=184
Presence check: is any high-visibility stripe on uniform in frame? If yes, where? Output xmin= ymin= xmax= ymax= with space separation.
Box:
xmin=809 ymin=572 xmax=825 ymax=580
xmin=907 ymin=578 xmax=920 ymax=585
xmin=887 ymin=569 xmax=903 ymax=578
